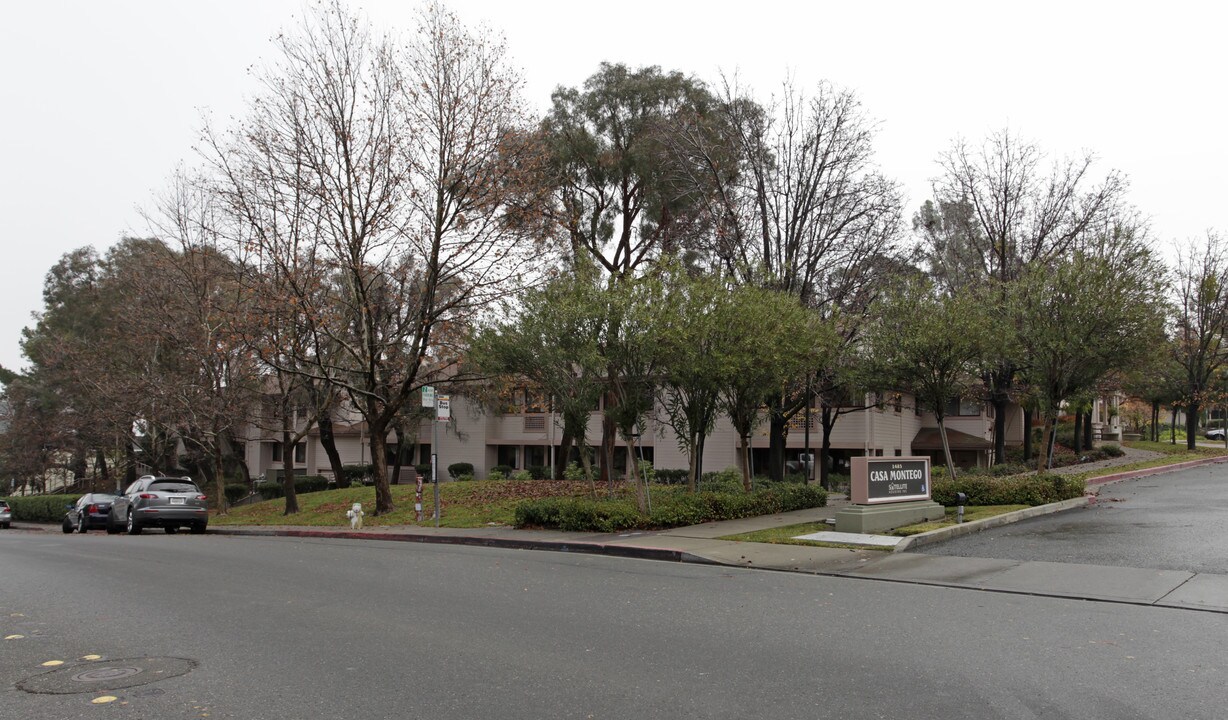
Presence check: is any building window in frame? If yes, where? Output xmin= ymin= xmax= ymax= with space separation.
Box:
xmin=525 ymin=445 xmax=547 ymax=468
xmin=944 ymin=397 xmax=982 ymax=417
xmin=497 ymin=445 xmax=519 ymax=468
xmin=270 ymin=442 xmax=306 ymax=463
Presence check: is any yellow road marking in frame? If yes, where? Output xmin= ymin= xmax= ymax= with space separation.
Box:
xmin=92 ymin=696 xmax=118 ymax=705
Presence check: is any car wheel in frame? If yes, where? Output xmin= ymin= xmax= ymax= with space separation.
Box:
xmin=165 ymin=526 xmax=179 ymax=534
xmin=189 ymin=522 xmax=207 ymax=535
xmin=126 ymin=511 xmax=142 ymax=536
xmin=62 ymin=516 xmax=73 ymax=533
xmin=105 ymin=513 xmax=120 ymax=534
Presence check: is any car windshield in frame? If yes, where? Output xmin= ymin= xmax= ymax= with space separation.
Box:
xmin=90 ymin=494 xmax=117 ymax=502
xmin=149 ymin=481 xmax=199 ymax=493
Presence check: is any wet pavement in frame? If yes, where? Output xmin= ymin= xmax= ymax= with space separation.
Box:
xmin=920 ymin=462 xmax=1228 ymax=575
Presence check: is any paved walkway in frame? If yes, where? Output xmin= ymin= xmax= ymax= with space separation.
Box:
xmin=200 ymin=455 xmax=1228 ymax=615
xmin=13 ymin=454 xmax=1227 ymax=614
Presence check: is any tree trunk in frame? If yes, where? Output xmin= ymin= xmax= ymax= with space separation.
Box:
xmin=124 ymin=438 xmax=137 ymax=489
xmin=695 ymin=434 xmax=706 ymax=491
xmin=578 ymin=441 xmax=596 ymax=497
xmin=368 ymin=424 xmax=394 ymax=515
xmin=318 ymin=415 xmax=347 ymax=488
xmin=628 ymin=436 xmax=647 ymax=513
xmin=1186 ymin=402 xmax=1199 ymax=450
xmin=739 ymin=433 xmax=752 ymax=492
xmin=1083 ymin=410 xmax=1093 ymax=449
xmin=937 ymin=417 xmax=957 ymax=482
xmin=390 ymin=424 xmax=404 ymax=487
xmin=687 ymin=430 xmax=699 ymax=493
xmin=1151 ymin=401 xmax=1160 ymax=442
xmin=555 ymin=429 xmax=574 ymax=480
xmin=282 ymin=425 xmax=298 ymax=516
xmin=601 ymin=412 xmax=616 ymax=493
xmin=1171 ymin=406 xmax=1177 ymax=444
xmin=1037 ymin=415 xmax=1053 ymax=473
xmin=768 ymin=407 xmax=787 ymax=482
xmin=214 ymin=446 xmax=228 ymax=515
xmin=1072 ymin=412 xmax=1083 ymax=453
xmin=819 ymin=405 xmax=836 ymax=491
xmin=991 ymin=394 xmax=1009 ymax=466
xmin=1022 ymin=406 xmax=1033 ymax=463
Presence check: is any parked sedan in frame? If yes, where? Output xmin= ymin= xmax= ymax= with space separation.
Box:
xmin=107 ymin=476 xmax=209 ymax=535
xmin=1206 ymin=428 xmax=1225 ymax=441
xmin=62 ymin=493 xmax=118 ymax=533
xmin=0 ymin=501 xmax=11 ymax=529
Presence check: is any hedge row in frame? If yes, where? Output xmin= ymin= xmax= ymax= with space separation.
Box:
xmin=514 ymin=483 xmax=827 ymax=532
xmin=1 ymin=494 xmax=82 ymax=522
xmin=931 ymin=473 xmax=1085 ymax=507
xmin=257 ymin=475 xmax=330 ymax=500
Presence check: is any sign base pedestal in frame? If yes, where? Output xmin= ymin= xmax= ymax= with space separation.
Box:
xmin=834 ymin=500 xmax=945 ymax=534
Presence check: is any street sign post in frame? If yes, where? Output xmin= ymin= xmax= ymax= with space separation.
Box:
xmin=432 ymin=395 xmax=450 ymax=526
xmin=421 ymin=386 xmax=436 ymax=408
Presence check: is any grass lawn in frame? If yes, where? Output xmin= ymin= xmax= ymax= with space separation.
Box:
xmin=717 ymin=522 xmax=893 ymax=551
xmin=888 ymin=505 xmax=1029 ymax=535
xmin=1062 ymin=441 xmax=1228 ymax=485
xmin=211 ymin=480 xmax=600 ymax=528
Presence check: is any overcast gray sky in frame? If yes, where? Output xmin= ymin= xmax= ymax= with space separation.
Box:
xmin=2 ymin=0 xmax=1223 ymax=372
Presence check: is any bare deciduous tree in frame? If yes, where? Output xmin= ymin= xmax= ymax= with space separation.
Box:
xmin=204 ymin=1 xmax=538 ymax=515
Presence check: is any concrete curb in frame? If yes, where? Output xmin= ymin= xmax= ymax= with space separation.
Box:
xmin=893 ymin=496 xmax=1089 ymax=552
xmin=893 ymin=453 xmax=1228 ymax=552
xmin=1082 ymin=454 xmax=1228 ymax=487
xmin=207 ymin=525 xmax=719 ymax=566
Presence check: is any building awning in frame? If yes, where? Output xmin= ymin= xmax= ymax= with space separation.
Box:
xmin=911 ymin=427 xmax=993 ymax=451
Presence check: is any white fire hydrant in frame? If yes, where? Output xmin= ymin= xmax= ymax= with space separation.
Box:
xmin=346 ymin=502 xmax=364 ymax=530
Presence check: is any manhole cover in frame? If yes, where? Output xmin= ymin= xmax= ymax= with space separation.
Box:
xmin=73 ymin=667 xmax=142 ymax=682
xmin=18 ymin=657 xmax=196 ymax=694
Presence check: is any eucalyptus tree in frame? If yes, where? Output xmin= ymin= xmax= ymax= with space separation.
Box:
xmin=204 ymin=1 xmax=539 ymax=514
xmin=1169 ymin=232 xmax=1228 ymax=449
xmin=866 ymin=282 xmax=994 ymax=481
xmin=926 ymin=129 xmax=1128 ymax=461
xmin=671 ymin=78 xmax=904 ymax=479
xmin=539 ymin=63 xmax=718 ymax=481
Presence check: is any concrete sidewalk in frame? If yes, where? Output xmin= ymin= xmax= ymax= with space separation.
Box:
xmin=208 ymin=471 xmax=1228 ymax=615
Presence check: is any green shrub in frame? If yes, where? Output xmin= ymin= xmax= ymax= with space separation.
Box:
xmin=513 ymin=483 xmax=827 ymax=531
xmin=653 ymin=468 xmax=689 ymax=485
xmin=486 ymin=470 xmax=506 ymax=481
xmin=447 ymin=462 xmax=474 ymax=480
xmin=456 ymin=474 xmax=475 ymax=482
xmin=256 ymin=475 xmax=330 ymax=500
xmin=491 ymin=464 xmax=514 ymax=476
xmin=1 ymin=494 xmax=82 ymax=522
xmin=562 ymin=462 xmax=587 ymax=481
xmin=414 ymin=463 xmax=433 ymax=478
xmin=932 ymin=473 xmax=1085 ymax=507
xmin=1100 ymin=443 xmax=1124 ymax=457
xmin=510 ymin=470 xmax=533 ymax=481
xmin=224 ymin=483 xmax=250 ymax=505
xmin=527 ymin=465 xmax=549 ymax=480
xmin=342 ymin=464 xmax=373 ymax=485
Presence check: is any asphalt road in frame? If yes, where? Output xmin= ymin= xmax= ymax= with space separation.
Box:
xmin=2 ymin=530 xmax=1225 ymax=720
xmin=920 ymin=463 xmax=1228 ymax=574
